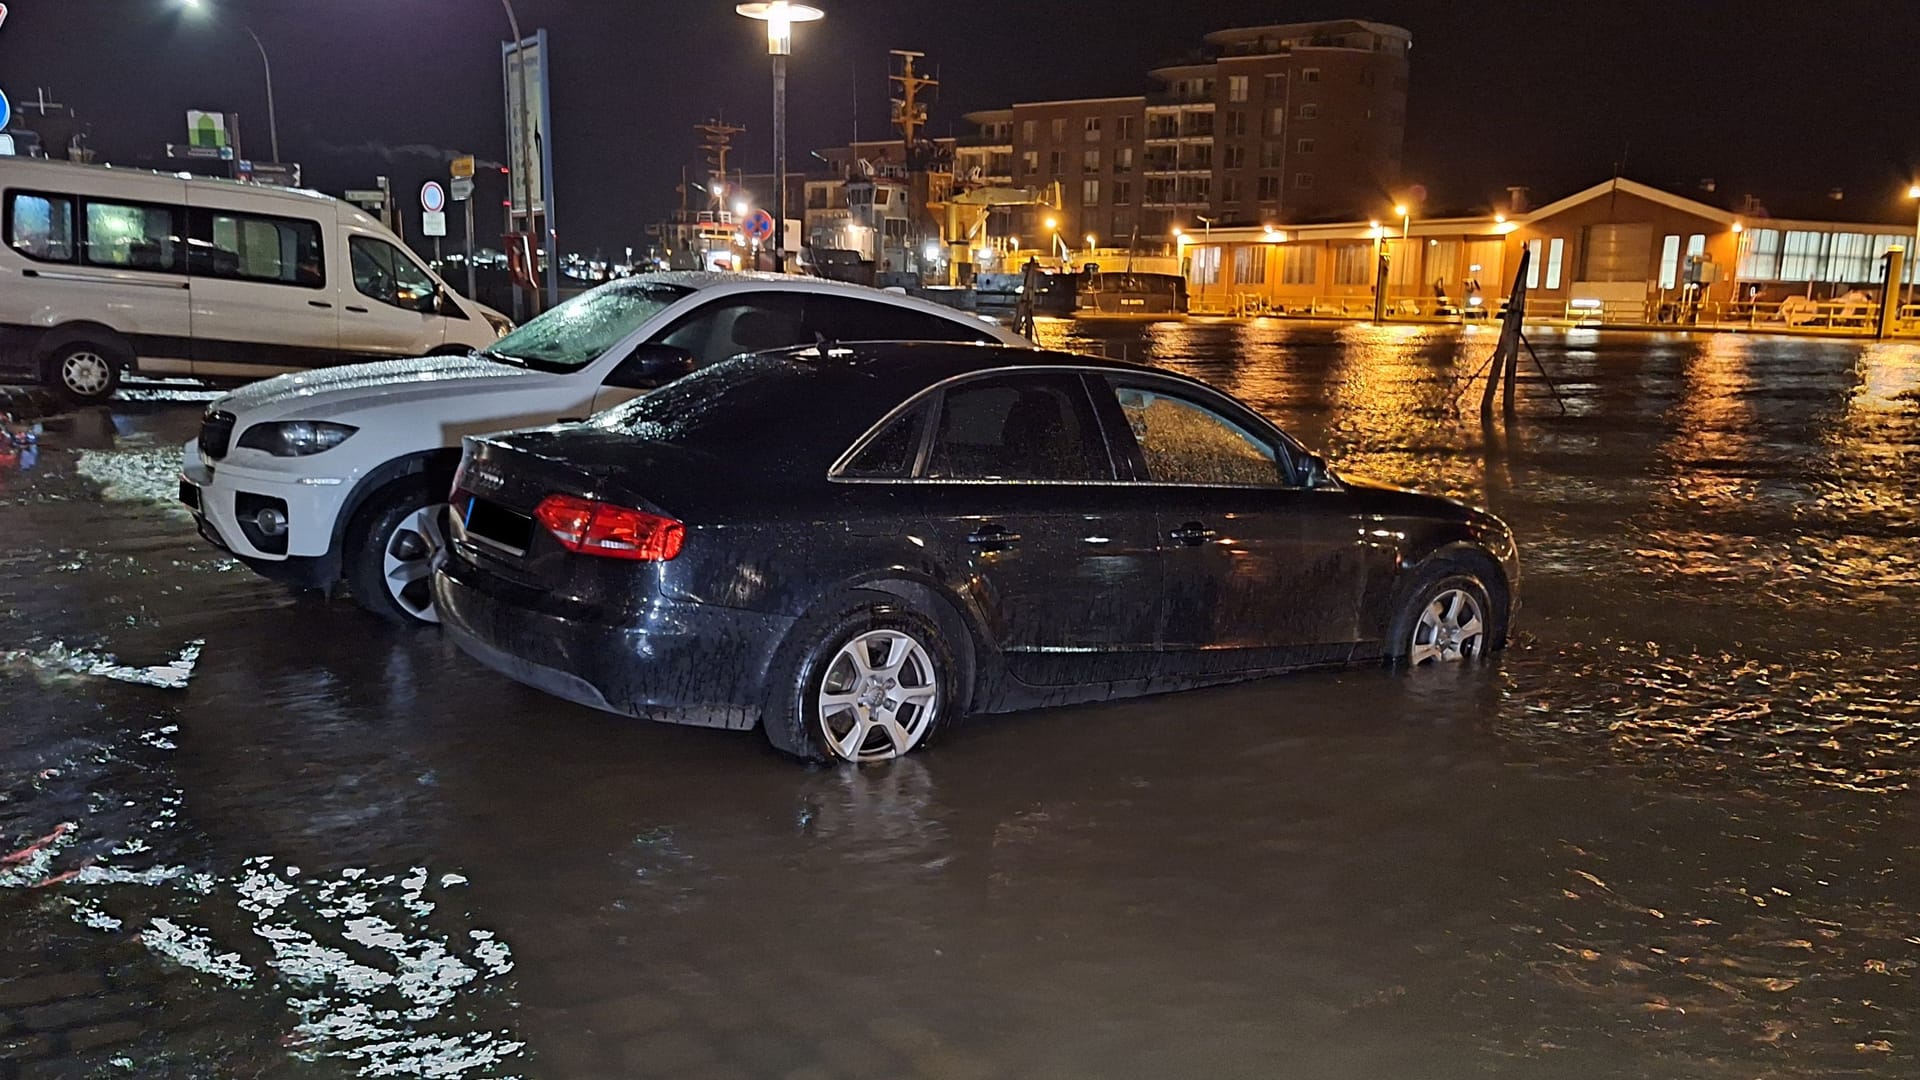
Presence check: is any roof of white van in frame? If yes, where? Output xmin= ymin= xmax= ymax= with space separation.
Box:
xmin=0 ymin=157 xmax=354 ymax=213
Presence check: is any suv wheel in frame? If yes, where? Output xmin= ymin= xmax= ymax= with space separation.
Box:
xmin=344 ymin=478 xmax=451 ymax=626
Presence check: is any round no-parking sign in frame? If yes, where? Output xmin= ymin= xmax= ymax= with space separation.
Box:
xmin=420 ymin=181 xmax=447 ymax=214
xmin=743 ymin=208 xmax=776 ymax=242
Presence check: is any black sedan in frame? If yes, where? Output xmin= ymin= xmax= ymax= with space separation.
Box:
xmin=433 ymin=343 xmax=1519 ymax=763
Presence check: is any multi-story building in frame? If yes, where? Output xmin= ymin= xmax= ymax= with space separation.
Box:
xmin=961 ymin=18 xmax=1410 ymax=246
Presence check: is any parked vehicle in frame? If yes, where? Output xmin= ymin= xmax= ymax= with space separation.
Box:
xmin=433 ymin=342 xmax=1521 ymax=764
xmin=179 ymin=273 xmax=1028 ymax=624
xmin=0 ymin=157 xmax=510 ymax=402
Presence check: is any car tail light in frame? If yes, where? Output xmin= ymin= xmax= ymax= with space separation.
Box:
xmin=533 ymin=494 xmax=684 ymax=561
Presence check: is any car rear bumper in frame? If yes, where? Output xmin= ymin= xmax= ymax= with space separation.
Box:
xmin=431 ymin=555 xmax=795 ymax=732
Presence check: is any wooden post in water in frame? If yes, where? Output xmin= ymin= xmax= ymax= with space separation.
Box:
xmin=1481 ymin=246 xmax=1531 ymax=419
xmin=1875 ymin=246 xmax=1905 ymax=340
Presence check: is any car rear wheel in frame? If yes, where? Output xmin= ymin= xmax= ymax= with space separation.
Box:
xmin=1388 ymin=563 xmax=1498 ymax=666
xmin=48 ymin=343 xmax=123 ymax=404
xmin=344 ymin=478 xmax=450 ymax=626
xmin=763 ymin=596 xmax=953 ymax=763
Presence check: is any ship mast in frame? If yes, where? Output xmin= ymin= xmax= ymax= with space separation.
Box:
xmin=693 ymin=118 xmax=747 ymax=211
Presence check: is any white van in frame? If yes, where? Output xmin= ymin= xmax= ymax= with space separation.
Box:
xmin=0 ymin=158 xmax=510 ymax=402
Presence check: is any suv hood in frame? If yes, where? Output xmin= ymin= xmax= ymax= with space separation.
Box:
xmin=216 ymin=354 xmax=545 ymax=420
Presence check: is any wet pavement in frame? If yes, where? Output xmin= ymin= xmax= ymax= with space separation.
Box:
xmin=2 ymin=322 xmax=1917 ymax=1078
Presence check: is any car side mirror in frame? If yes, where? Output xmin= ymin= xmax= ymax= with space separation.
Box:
xmin=1302 ymin=452 xmax=1336 ymax=489
xmin=605 ymin=343 xmax=697 ymax=390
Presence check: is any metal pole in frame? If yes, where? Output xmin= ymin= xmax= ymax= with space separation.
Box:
xmin=1909 ymin=200 xmax=1919 ymax=320
xmin=773 ymin=51 xmax=788 ymax=273
xmin=502 ymin=0 xmax=539 ymax=313
xmin=465 ymin=193 xmax=477 ymax=300
xmin=242 ymin=27 xmax=279 ymax=163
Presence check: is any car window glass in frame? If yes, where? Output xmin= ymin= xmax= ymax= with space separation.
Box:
xmin=1114 ymin=384 xmax=1283 ymax=486
xmin=803 ymin=295 xmax=995 ymax=343
xmin=840 ymin=403 xmax=927 ymax=478
xmin=7 ymin=193 xmax=76 ymax=262
xmin=926 ymin=374 xmax=1109 ymax=481
xmin=653 ymin=294 xmax=809 ymax=367
xmin=350 ymin=235 xmax=435 ymax=309
xmin=83 ymin=200 xmax=182 ymax=272
xmin=199 ymin=211 xmax=324 ymax=287
xmin=488 ymin=282 xmax=691 ymax=373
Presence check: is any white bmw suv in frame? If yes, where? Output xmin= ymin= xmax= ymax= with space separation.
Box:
xmin=180 ymin=272 xmax=1029 ymax=624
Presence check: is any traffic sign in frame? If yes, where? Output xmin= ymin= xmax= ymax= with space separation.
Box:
xmin=450 ymin=177 xmax=475 ymax=201
xmin=743 ymin=208 xmax=776 ymax=241
xmin=0 ymin=135 xmax=13 ymax=157
xmin=422 ymin=211 xmax=448 ymax=238
xmin=344 ymin=189 xmax=387 ymax=205
xmin=451 ymin=155 xmax=476 ymax=179
xmin=0 ymin=5 xmax=10 ymax=33
xmin=420 ymin=181 xmax=447 ymax=214
xmin=0 ymin=88 xmax=10 ymax=133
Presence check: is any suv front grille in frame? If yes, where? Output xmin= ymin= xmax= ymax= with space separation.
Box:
xmin=199 ymin=410 xmax=236 ymax=460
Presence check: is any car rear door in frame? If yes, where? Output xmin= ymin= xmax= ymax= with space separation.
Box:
xmin=1095 ymin=375 xmax=1376 ymax=675
xmin=911 ymin=370 xmax=1164 ymax=689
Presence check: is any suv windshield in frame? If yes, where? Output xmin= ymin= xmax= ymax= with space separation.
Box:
xmin=483 ymin=281 xmax=692 ymax=373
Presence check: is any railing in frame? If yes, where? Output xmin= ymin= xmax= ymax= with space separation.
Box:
xmin=1170 ymin=292 xmax=1920 ymax=334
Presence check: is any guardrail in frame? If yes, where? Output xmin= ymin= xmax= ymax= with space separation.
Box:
xmin=1178 ymin=292 xmax=1920 ymax=333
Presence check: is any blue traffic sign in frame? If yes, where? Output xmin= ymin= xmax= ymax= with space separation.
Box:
xmin=743 ymin=208 xmax=775 ymax=241
xmin=0 ymin=88 xmax=10 ymax=133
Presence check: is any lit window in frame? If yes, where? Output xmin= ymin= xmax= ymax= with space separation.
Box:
xmin=1233 ymin=245 xmax=1265 ymax=284
xmin=1658 ymin=234 xmax=1681 ymax=289
xmin=1189 ymin=244 xmax=1222 ymax=285
xmin=1524 ymin=239 xmax=1542 ymax=288
xmin=1228 ymin=75 xmax=1249 ymax=102
xmin=1545 ymin=238 xmax=1565 ymax=289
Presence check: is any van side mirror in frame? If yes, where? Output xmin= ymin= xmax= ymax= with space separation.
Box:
xmin=414 ymin=287 xmax=443 ymax=315
xmin=605 ymin=343 xmax=697 ymax=390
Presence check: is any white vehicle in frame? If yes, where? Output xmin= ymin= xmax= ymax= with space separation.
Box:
xmin=0 ymin=157 xmax=510 ymax=402
xmin=179 ymin=272 xmax=1030 ymax=624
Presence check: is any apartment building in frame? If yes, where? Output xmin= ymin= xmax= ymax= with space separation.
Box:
xmin=959 ymin=19 xmax=1410 ymax=245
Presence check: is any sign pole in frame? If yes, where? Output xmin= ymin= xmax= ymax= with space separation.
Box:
xmin=465 ymin=195 xmax=477 ymax=300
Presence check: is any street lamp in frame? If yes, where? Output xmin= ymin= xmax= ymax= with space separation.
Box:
xmin=1906 ymin=183 xmax=1920 ymax=317
xmin=737 ymin=1 xmax=825 ymax=274
xmin=176 ymin=0 xmax=280 ymax=164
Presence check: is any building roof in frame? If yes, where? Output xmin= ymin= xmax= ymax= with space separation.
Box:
xmin=1203 ymin=19 xmax=1412 ymax=47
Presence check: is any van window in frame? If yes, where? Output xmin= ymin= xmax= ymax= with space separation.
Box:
xmin=350 ymin=236 xmax=436 ymax=310
xmin=83 ymin=200 xmax=184 ymax=273
xmin=5 ymin=193 xmax=76 ymax=263
xmin=195 ymin=210 xmax=325 ymax=287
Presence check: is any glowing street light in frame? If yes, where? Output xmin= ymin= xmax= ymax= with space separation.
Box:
xmin=1905 ymin=184 xmax=1920 ymax=316
xmin=737 ymin=1 xmax=825 ymax=273
xmin=175 ymin=0 xmax=280 ymax=163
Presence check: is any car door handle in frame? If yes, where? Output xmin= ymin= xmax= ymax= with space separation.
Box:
xmin=345 ymin=305 xmax=370 ymax=314
xmin=308 ymin=300 xmax=333 ymax=309
xmin=1168 ymin=522 xmax=1217 ymax=546
xmin=966 ymin=526 xmax=1021 ymax=549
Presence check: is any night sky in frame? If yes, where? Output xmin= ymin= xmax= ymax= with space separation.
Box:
xmin=4 ymin=0 xmax=1918 ymax=251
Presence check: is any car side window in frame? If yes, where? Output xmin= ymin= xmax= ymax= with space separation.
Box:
xmin=803 ymin=295 xmax=997 ymax=344
xmin=651 ymin=294 xmax=808 ymax=368
xmin=350 ymin=236 xmax=436 ymax=310
xmin=926 ymin=374 xmax=1110 ymax=481
xmin=1113 ymin=383 xmax=1285 ymax=486
xmin=839 ymin=402 xmax=929 ymax=478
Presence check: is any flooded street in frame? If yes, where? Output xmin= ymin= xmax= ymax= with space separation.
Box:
xmin=3 ymin=322 xmax=1918 ymax=1078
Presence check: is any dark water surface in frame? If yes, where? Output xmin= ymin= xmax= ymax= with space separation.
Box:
xmin=2 ymin=323 xmax=1917 ymax=1078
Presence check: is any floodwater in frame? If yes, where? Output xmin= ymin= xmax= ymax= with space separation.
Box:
xmin=2 ymin=321 xmax=1917 ymax=1078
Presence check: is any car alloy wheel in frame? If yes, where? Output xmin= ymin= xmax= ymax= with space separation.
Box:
xmin=1408 ymin=587 xmax=1485 ymax=665
xmin=381 ymin=504 xmax=447 ymax=624
xmin=60 ymin=351 xmax=114 ymax=398
xmin=816 ymin=629 xmax=941 ymax=762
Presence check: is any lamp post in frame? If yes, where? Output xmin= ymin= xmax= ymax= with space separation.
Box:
xmin=177 ymin=0 xmax=279 ymax=163
xmin=737 ymin=1 xmax=824 ymax=274
xmin=1906 ymin=183 xmax=1920 ymax=318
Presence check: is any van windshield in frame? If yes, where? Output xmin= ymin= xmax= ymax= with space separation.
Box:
xmin=481 ymin=281 xmax=692 ymax=373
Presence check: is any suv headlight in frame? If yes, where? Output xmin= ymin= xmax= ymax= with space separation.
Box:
xmin=483 ymin=311 xmax=514 ymax=338
xmin=236 ymin=421 xmax=358 ymax=457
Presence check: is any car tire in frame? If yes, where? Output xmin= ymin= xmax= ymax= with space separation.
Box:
xmin=762 ymin=593 xmax=955 ymax=764
xmin=344 ymin=476 xmax=452 ymax=627
xmin=46 ymin=341 xmax=125 ymax=404
xmin=1386 ymin=560 xmax=1501 ymax=667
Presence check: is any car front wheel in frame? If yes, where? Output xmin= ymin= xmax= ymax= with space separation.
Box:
xmin=1388 ymin=563 xmax=1499 ymax=666
xmin=763 ymin=596 xmax=953 ymax=763
xmin=344 ymin=477 xmax=450 ymax=626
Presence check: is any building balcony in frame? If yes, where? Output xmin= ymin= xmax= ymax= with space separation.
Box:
xmin=1147 ymin=91 xmax=1217 ymax=107
xmin=955 ymin=133 xmax=1013 ymax=149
